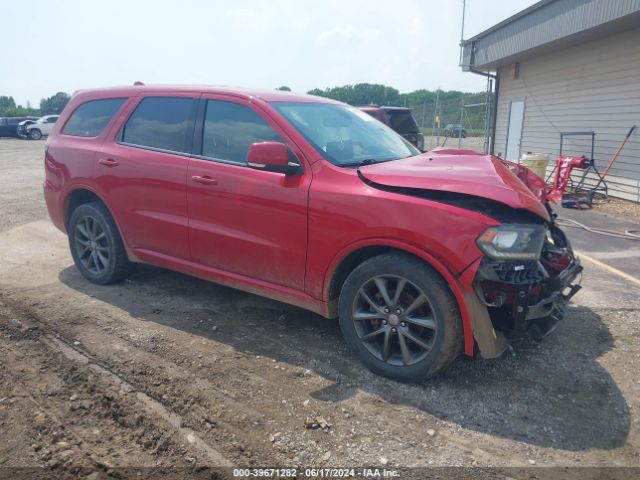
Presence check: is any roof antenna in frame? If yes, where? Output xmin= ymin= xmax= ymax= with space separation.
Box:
xmin=133 ymin=81 xmax=145 ymax=86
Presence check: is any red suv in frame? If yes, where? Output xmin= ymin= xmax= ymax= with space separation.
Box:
xmin=44 ymin=85 xmax=582 ymax=381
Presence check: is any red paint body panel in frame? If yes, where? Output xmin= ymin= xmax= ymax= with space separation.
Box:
xmin=44 ymin=85 xmax=555 ymax=359
xmin=187 ymin=157 xmax=309 ymax=289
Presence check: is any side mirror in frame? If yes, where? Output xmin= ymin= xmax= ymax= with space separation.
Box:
xmin=247 ymin=142 xmax=301 ymax=175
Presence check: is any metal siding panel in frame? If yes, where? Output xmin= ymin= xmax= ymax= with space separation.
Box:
xmin=494 ymin=27 xmax=640 ymax=200
xmin=469 ymin=0 xmax=640 ymax=67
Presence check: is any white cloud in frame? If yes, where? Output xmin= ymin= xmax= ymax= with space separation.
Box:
xmin=316 ymin=27 xmax=379 ymax=44
xmin=226 ymin=7 xmax=273 ymax=33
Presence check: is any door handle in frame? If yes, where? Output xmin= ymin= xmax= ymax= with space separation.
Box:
xmin=98 ymin=158 xmax=119 ymax=167
xmin=191 ymin=175 xmax=218 ymax=185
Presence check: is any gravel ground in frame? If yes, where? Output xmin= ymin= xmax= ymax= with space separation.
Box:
xmin=593 ymin=197 xmax=640 ymax=223
xmin=1 ymin=138 xmax=639 ymax=479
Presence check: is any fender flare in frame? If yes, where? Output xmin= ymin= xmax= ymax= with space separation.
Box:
xmin=62 ymin=184 xmax=137 ymax=260
xmin=322 ymin=238 xmax=476 ymax=356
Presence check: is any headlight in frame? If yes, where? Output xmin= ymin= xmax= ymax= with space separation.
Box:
xmin=476 ymin=224 xmax=546 ymax=261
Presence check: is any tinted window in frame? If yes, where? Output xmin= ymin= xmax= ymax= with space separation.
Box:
xmin=122 ymin=97 xmax=195 ymax=153
xmin=63 ymin=99 xmax=125 ymax=137
xmin=202 ymin=100 xmax=283 ymax=163
xmin=47 ymin=117 xmax=58 ymax=124
xmin=7 ymin=118 xmax=22 ymax=125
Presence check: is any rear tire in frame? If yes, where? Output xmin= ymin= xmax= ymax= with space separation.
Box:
xmin=29 ymin=129 xmax=42 ymax=140
xmin=338 ymin=253 xmax=463 ymax=382
xmin=68 ymin=202 xmax=133 ymax=284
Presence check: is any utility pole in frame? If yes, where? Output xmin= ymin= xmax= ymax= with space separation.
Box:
xmin=432 ymin=88 xmax=441 ymax=149
xmin=458 ymin=96 xmax=464 ymax=149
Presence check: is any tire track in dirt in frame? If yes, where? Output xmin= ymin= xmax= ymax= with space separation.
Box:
xmin=40 ymin=335 xmax=231 ymax=467
xmin=0 ymin=309 xmax=229 ymax=477
xmin=0 ymin=286 xmax=465 ymax=468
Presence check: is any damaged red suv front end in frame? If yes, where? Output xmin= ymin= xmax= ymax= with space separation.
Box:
xmin=358 ymin=148 xmax=582 ymax=358
xmin=475 ymin=158 xmax=583 ymax=349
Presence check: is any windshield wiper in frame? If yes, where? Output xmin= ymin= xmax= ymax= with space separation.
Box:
xmin=339 ymin=158 xmax=384 ymax=167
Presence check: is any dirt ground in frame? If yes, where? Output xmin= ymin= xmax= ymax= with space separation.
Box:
xmin=1 ymin=138 xmax=640 ymax=479
xmin=593 ymin=197 xmax=640 ymax=223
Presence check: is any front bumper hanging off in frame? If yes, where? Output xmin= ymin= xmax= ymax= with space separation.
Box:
xmin=471 ymin=223 xmax=583 ymax=355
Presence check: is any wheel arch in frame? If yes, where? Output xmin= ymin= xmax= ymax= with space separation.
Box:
xmin=64 ymin=187 xmax=106 ymax=228
xmin=63 ymin=186 xmax=134 ymax=260
xmin=323 ymin=239 xmax=475 ymax=356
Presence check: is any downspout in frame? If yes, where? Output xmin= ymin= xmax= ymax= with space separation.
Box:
xmin=464 ymin=40 xmax=499 ymax=155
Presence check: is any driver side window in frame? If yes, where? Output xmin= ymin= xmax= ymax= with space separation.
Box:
xmin=202 ymin=100 xmax=283 ymax=164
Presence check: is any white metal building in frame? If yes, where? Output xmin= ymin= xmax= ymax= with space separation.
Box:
xmin=461 ymin=0 xmax=640 ymax=201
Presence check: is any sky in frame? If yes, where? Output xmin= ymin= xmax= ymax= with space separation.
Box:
xmin=2 ymin=0 xmax=539 ymax=106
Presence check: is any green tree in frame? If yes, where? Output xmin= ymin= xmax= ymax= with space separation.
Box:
xmin=0 ymin=96 xmax=17 ymax=114
xmin=40 ymin=92 xmax=71 ymax=115
xmin=308 ymin=83 xmax=400 ymax=106
xmin=0 ymin=96 xmax=41 ymax=117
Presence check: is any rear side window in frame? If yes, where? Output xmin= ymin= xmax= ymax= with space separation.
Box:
xmin=63 ymin=99 xmax=125 ymax=137
xmin=201 ymin=100 xmax=283 ymax=163
xmin=122 ymin=97 xmax=195 ymax=153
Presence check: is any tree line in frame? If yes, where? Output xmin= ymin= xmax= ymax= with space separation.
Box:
xmin=305 ymin=83 xmax=490 ymax=131
xmin=0 ymin=92 xmax=71 ymax=117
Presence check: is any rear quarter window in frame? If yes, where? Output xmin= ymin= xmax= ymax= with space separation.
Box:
xmin=63 ymin=99 xmax=126 ymax=137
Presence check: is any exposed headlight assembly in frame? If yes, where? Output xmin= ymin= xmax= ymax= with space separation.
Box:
xmin=477 ymin=224 xmax=547 ymax=261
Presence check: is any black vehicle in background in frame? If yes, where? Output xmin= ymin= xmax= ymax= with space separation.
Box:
xmin=0 ymin=116 xmax=39 ymax=137
xmin=358 ymin=106 xmax=424 ymax=151
xmin=444 ymin=123 xmax=467 ymax=138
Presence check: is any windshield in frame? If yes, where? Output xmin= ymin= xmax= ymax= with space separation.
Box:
xmin=387 ymin=110 xmax=420 ymax=134
xmin=271 ymin=102 xmax=419 ymax=166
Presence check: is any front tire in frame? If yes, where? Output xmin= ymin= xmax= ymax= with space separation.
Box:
xmin=68 ymin=202 xmax=133 ymax=284
xmin=338 ymin=253 xmax=463 ymax=382
xmin=29 ymin=129 xmax=42 ymax=140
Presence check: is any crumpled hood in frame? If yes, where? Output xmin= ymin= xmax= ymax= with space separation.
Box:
xmin=358 ymin=148 xmax=550 ymax=221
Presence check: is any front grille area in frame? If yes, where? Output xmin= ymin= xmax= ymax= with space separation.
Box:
xmin=481 ymin=260 xmax=547 ymax=285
